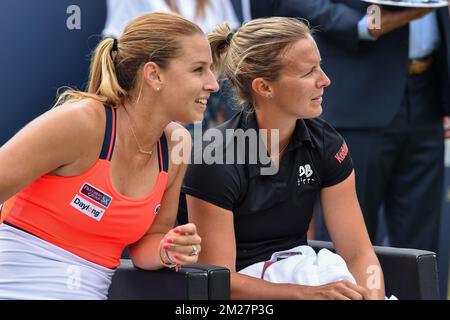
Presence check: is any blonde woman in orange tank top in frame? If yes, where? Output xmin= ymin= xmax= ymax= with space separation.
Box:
xmin=0 ymin=12 xmax=218 ymax=299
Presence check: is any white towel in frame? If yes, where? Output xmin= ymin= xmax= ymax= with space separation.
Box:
xmin=239 ymin=245 xmax=356 ymax=286
xmin=239 ymin=245 xmax=397 ymax=300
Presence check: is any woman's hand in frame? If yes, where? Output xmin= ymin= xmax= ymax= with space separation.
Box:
xmin=299 ymin=280 xmax=372 ymax=300
xmin=159 ymin=223 xmax=202 ymax=267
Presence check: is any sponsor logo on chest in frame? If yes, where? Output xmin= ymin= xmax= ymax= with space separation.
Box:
xmin=80 ymin=183 xmax=112 ymax=208
xmin=298 ymin=164 xmax=315 ymax=186
xmin=70 ymin=195 xmax=106 ymax=222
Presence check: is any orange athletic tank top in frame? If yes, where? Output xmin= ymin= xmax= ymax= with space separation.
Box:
xmin=3 ymin=105 xmax=169 ymax=269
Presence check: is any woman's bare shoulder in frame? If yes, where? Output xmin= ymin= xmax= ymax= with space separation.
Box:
xmin=55 ymin=98 xmax=105 ymax=125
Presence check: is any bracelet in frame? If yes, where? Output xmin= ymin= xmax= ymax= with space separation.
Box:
xmin=158 ymin=241 xmax=179 ymax=270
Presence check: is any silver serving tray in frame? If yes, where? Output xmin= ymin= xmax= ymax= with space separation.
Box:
xmin=361 ymin=0 xmax=448 ymax=8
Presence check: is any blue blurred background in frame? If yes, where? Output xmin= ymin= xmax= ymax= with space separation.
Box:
xmin=0 ymin=0 xmax=106 ymax=145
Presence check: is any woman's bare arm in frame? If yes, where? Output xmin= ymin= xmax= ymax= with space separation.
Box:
xmin=321 ymin=170 xmax=385 ymax=299
xmin=0 ymin=99 xmax=104 ymax=203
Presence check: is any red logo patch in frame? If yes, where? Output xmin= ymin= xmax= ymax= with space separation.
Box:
xmin=335 ymin=142 xmax=348 ymax=164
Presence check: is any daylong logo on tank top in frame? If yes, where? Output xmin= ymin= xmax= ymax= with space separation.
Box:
xmin=70 ymin=195 xmax=106 ymax=222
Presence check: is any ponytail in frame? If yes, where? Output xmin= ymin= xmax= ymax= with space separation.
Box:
xmin=53 ymin=38 xmax=126 ymax=108
xmin=87 ymin=38 xmax=127 ymax=104
xmin=208 ymin=22 xmax=232 ymax=76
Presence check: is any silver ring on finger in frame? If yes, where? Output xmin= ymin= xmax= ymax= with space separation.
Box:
xmin=189 ymin=245 xmax=199 ymax=256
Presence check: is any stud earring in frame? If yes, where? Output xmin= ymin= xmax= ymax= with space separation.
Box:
xmin=156 ymin=87 xmax=161 ymax=92
xmin=267 ymin=94 xmax=273 ymax=99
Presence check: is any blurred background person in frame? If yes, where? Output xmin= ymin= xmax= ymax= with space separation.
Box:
xmin=103 ymin=0 xmax=240 ymax=130
xmin=103 ymin=0 xmax=240 ymax=37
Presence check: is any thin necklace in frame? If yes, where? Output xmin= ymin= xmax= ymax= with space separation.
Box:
xmin=274 ymin=137 xmax=291 ymax=157
xmin=122 ymin=106 xmax=154 ymax=156
xmin=279 ymin=139 xmax=290 ymax=154
xmin=269 ymin=137 xmax=290 ymax=157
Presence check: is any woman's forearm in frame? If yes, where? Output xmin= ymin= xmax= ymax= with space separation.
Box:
xmin=346 ymin=252 xmax=385 ymax=300
xmin=231 ymin=272 xmax=305 ymax=300
xmin=128 ymin=233 xmax=165 ymax=270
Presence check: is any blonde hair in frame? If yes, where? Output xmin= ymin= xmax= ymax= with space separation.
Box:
xmin=54 ymin=12 xmax=203 ymax=107
xmin=209 ymin=17 xmax=312 ymax=111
